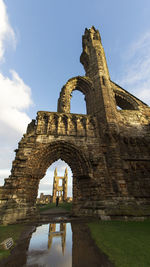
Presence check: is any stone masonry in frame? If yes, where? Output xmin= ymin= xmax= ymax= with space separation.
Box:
xmin=0 ymin=26 xmax=150 ymax=224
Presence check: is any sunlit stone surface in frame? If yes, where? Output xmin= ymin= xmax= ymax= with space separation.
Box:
xmin=0 ymin=26 xmax=150 ymax=224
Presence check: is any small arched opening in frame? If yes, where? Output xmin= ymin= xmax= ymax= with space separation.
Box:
xmin=57 ymin=76 xmax=94 ymax=114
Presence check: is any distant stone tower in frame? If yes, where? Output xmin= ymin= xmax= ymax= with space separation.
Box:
xmin=52 ymin=168 xmax=68 ymax=203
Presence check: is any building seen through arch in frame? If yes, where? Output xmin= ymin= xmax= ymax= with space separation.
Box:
xmin=0 ymin=26 xmax=150 ymax=224
xmin=36 ymin=161 xmax=72 ymax=204
xmin=52 ymin=167 xmax=68 ymax=203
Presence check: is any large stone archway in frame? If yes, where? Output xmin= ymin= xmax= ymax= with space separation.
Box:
xmin=22 ymin=140 xmax=93 ymax=207
xmin=1 ymin=26 xmax=150 ymax=224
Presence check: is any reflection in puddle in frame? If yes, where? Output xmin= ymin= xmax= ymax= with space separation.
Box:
xmin=26 ymin=223 xmax=72 ymax=267
xmin=0 ymin=222 xmax=113 ymax=266
xmin=48 ymin=223 xmax=66 ymax=254
xmin=24 ymin=222 xmax=113 ymax=267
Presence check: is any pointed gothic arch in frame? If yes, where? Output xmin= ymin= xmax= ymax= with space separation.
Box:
xmin=5 ymin=141 xmax=93 ymax=213
xmin=26 ymin=141 xmax=92 ymax=179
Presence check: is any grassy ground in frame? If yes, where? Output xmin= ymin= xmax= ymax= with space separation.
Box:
xmin=0 ymin=224 xmax=25 ymax=260
xmin=37 ymin=202 xmax=72 ymax=212
xmin=88 ymin=220 xmax=150 ymax=267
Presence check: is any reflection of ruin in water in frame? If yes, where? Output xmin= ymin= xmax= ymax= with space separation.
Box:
xmin=26 ymin=223 xmax=72 ymax=267
xmin=0 ymin=222 xmax=114 ymax=267
xmin=48 ymin=223 xmax=66 ymax=254
xmin=25 ymin=222 xmax=113 ymax=267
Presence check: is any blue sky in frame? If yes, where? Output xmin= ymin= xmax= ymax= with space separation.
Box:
xmin=0 ymin=0 xmax=150 ymax=196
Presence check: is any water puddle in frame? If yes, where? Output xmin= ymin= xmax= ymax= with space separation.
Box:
xmin=1 ymin=221 xmax=113 ymax=267
xmin=26 ymin=223 xmax=72 ymax=267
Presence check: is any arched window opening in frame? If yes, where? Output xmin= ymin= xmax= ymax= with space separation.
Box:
xmin=70 ymin=90 xmax=86 ymax=114
xmin=115 ymin=94 xmax=136 ymax=110
xmin=37 ymin=159 xmax=73 ymax=205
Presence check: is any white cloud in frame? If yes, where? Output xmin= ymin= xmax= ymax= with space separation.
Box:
xmin=0 ymin=169 xmax=10 ymax=185
xmin=0 ymin=69 xmax=33 ymax=185
xmin=0 ymin=169 xmax=10 ymax=176
xmin=118 ymin=31 xmax=150 ymax=105
xmin=0 ymin=0 xmax=33 ymax=185
xmin=0 ymin=0 xmax=16 ymax=61
xmin=0 ymin=70 xmax=32 ymax=133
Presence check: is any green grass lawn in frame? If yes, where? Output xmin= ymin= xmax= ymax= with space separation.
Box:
xmin=0 ymin=224 xmax=25 ymax=260
xmin=88 ymin=220 xmax=150 ymax=267
xmin=37 ymin=202 xmax=72 ymax=212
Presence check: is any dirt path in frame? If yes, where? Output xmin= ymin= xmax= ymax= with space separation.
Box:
xmin=40 ymin=207 xmax=69 ymax=215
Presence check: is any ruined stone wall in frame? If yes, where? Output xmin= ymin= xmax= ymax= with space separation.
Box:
xmin=36 ymin=193 xmax=52 ymax=204
xmin=0 ymin=110 xmax=104 ymax=223
xmin=0 ymin=26 xmax=150 ymax=224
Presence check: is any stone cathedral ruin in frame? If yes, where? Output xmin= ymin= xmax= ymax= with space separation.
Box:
xmin=0 ymin=27 xmax=150 ymax=224
xmin=52 ymin=168 xmax=68 ymax=203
